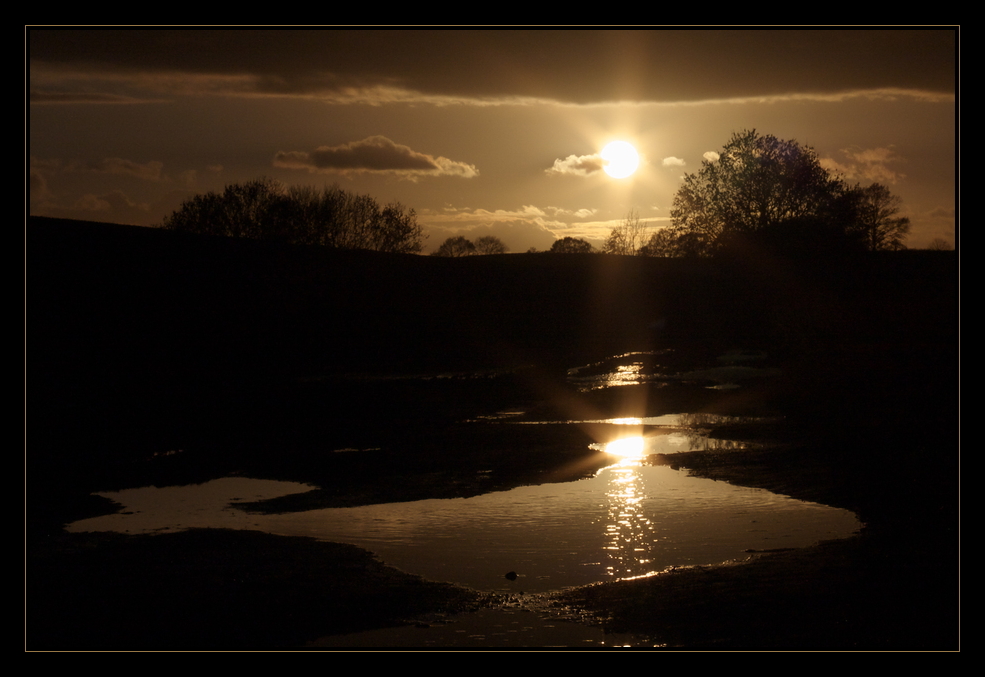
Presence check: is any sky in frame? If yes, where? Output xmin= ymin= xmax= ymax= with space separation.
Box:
xmin=28 ymin=28 xmax=957 ymax=252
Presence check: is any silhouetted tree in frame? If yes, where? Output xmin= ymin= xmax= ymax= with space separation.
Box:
xmin=473 ymin=235 xmax=509 ymax=255
xmin=927 ymin=237 xmax=954 ymax=251
xmin=602 ymin=209 xmax=650 ymax=255
xmin=639 ymin=228 xmax=677 ymax=257
xmin=549 ymin=236 xmax=595 ymax=254
xmin=666 ymin=130 xmax=846 ymax=257
xmin=432 ymin=236 xmax=477 ymax=257
xmin=658 ymin=130 xmax=913 ymax=258
xmin=842 ymin=183 xmax=911 ymax=251
xmin=162 ymin=178 xmax=425 ymax=254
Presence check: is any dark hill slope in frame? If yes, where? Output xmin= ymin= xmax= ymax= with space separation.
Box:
xmin=30 ymin=216 xmax=955 ymax=398
xmin=28 ymin=217 xmax=757 ymax=388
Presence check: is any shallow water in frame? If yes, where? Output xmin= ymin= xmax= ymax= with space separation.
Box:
xmin=525 ymin=413 xmax=778 ymax=454
xmin=68 ymin=460 xmax=860 ymax=594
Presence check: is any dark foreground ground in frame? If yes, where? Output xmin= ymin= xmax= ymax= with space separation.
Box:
xmin=27 ymin=218 xmax=959 ymax=650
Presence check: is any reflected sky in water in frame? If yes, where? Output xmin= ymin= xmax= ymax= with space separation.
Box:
xmin=68 ymin=454 xmax=860 ymax=594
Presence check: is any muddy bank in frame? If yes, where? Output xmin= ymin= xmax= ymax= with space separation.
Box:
xmin=549 ymin=532 xmax=956 ymax=649
xmin=28 ymin=529 xmax=484 ymax=650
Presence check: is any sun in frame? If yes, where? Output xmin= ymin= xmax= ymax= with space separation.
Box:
xmin=601 ymin=141 xmax=640 ymax=179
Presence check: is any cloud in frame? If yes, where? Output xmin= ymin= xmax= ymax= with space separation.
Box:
xmin=546 ymin=153 xmax=605 ymax=177
xmin=820 ymin=146 xmax=906 ymax=184
xmin=83 ymin=157 xmax=165 ymax=181
xmin=420 ymin=203 xmax=662 ymax=251
xmin=34 ymin=155 xmax=165 ymax=181
xmin=273 ymin=136 xmax=478 ymax=179
xmin=422 ymin=205 xmax=561 ymax=253
xmin=175 ymin=169 xmax=198 ymax=187
xmin=427 ymin=221 xmax=558 ymax=254
xmin=426 ymin=204 xmax=554 ymax=225
xmin=570 ymin=207 xmax=598 ymax=219
xmin=30 ymin=188 xmax=154 ymax=226
xmin=662 ymin=156 xmax=686 ymax=167
xmin=29 ymin=167 xmax=51 ymax=203
xmin=425 ymin=204 xmax=600 ymax=228
xmin=703 ymin=151 xmax=720 ymax=162
xmin=72 ymin=189 xmax=149 ymax=213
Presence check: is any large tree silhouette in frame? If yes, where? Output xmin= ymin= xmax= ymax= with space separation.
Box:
xmin=664 ymin=130 xmax=868 ymax=257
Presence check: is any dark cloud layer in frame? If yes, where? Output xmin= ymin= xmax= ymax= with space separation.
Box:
xmin=29 ymin=28 xmax=956 ymax=105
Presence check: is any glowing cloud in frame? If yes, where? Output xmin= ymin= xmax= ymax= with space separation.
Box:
xmin=820 ymin=146 xmax=906 ymax=184
xmin=546 ymin=153 xmax=605 ymax=177
xmin=274 ymin=136 xmax=478 ymax=179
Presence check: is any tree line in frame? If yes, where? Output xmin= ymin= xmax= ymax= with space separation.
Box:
xmin=159 ymin=132 xmax=932 ymax=260
xmin=431 ymin=235 xmax=509 ymax=256
xmin=161 ymin=177 xmax=426 ymax=254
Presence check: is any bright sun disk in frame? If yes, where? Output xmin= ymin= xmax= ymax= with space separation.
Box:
xmin=601 ymin=141 xmax=640 ymax=179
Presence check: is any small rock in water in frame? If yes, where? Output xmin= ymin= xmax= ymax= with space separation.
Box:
xmin=505 ymin=571 xmax=518 ymax=581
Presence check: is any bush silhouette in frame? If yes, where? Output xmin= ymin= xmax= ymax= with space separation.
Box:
xmin=549 ymin=237 xmax=595 ymax=254
xmin=431 ymin=236 xmax=477 ymax=257
xmin=473 ymin=235 xmax=508 ymax=255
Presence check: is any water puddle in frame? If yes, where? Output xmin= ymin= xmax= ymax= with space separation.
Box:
xmin=567 ymin=351 xmax=672 ymax=390
xmin=523 ymin=413 xmax=780 ymax=455
xmin=48 ymin=350 xmax=868 ymax=646
xmin=68 ymin=462 xmax=859 ymax=595
xmin=567 ymin=350 xmax=781 ymax=390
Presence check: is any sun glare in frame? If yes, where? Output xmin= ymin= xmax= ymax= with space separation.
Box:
xmin=605 ymin=436 xmax=645 ymax=460
xmin=601 ymin=141 xmax=640 ymax=179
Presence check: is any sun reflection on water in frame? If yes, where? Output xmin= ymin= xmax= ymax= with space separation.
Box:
xmin=603 ymin=435 xmax=645 ymax=461
xmin=597 ymin=436 xmax=660 ymax=579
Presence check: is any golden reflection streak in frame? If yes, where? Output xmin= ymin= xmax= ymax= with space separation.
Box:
xmin=598 ymin=436 xmax=657 ymax=580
